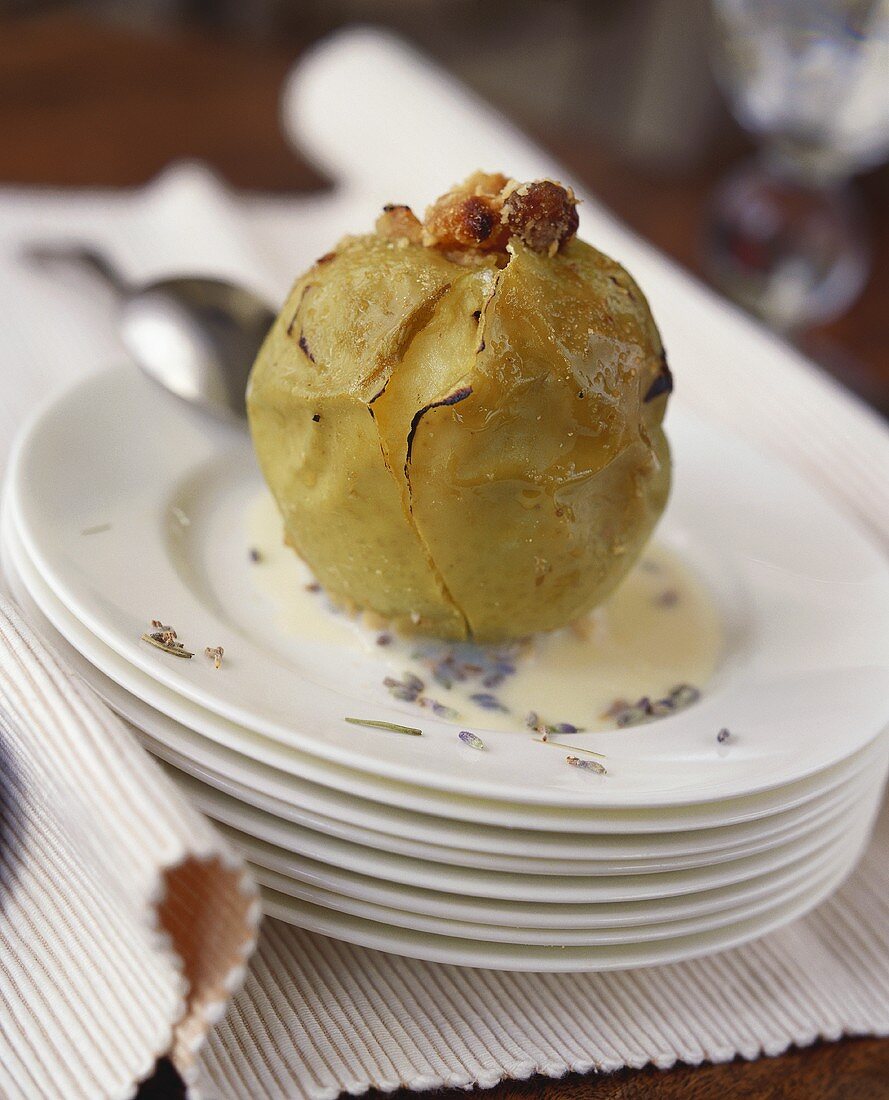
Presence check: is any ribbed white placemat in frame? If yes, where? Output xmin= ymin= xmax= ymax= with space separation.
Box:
xmin=0 ymin=27 xmax=887 ymax=1100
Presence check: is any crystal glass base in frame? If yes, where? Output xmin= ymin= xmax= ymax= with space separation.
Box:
xmin=702 ymin=158 xmax=870 ymax=331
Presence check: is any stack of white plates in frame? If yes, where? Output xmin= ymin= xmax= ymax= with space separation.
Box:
xmin=3 ymin=368 xmax=888 ymax=971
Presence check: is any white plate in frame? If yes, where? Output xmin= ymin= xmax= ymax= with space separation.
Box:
xmin=5 ymin=505 xmax=886 ymax=846
xmin=240 ymin=827 xmax=862 ymax=932
xmin=247 ymin=832 xmax=861 ymax=945
xmin=7 ymin=521 xmax=886 ymax=871
xmin=242 ymin=824 xmax=868 ymax=929
xmin=258 ymin=835 xmax=870 ymax=972
xmin=229 ymin=816 xmax=865 ymax=928
xmin=175 ymin=756 xmax=877 ymax=880
xmin=9 ymin=369 xmax=889 ymax=807
xmin=141 ymin=774 xmax=878 ymax=905
xmin=177 ymin=787 xmax=874 ymax=903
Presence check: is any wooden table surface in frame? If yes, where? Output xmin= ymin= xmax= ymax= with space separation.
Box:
xmin=2 ymin=12 xmax=887 ymax=1100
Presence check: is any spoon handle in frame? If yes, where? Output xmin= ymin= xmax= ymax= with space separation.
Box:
xmin=22 ymin=244 xmax=130 ymax=297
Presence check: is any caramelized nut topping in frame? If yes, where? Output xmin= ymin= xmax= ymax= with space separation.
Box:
xmin=501 ymin=179 xmax=580 ymax=256
xmin=422 ymin=171 xmax=509 ymax=254
xmin=383 ymin=172 xmax=579 ymax=258
xmin=375 ymin=204 xmax=423 ymax=245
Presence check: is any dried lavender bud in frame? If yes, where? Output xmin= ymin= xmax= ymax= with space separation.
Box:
xmin=470 ymin=693 xmax=509 ymax=712
xmin=616 ymin=707 xmax=648 ymax=728
xmin=432 ymin=701 xmax=460 ymax=719
xmin=390 ymin=686 xmax=420 ymax=702
xmin=669 ymin=684 xmax=700 ymax=707
xmin=433 ymin=668 xmax=455 ymax=690
xmin=566 ymin=755 xmax=606 ymax=775
xmin=601 ymin=698 xmax=631 ymax=719
xmin=459 ymin=730 xmax=486 ymax=751
xmin=655 ymin=589 xmax=679 ymax=608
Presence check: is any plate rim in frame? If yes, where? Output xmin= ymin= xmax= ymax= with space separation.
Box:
xmin=200 ymin=777 xmax=876 ymax=905
xmin=9 ymin=367 xmax=889 ymax=806
xmin=244 ymin=831 xmax=865 ymax=945
xmin=7 ymin=507 xmax=885 ymax=845
xmin=256 ymin=841 xmax=868 ymax=972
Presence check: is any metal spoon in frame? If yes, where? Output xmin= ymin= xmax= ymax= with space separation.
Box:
xmin=24 ymin=244 xmax=275 ymax=422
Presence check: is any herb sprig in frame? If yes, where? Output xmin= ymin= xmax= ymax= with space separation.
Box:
xmin=345 ymin=717 xmax=422 ymax=736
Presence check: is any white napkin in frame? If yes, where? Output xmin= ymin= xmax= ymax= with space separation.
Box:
xmin=0 ymin=598 xmax=260 ymax=1098
xmin=0 ymin=26 xmax=888 ymax=1100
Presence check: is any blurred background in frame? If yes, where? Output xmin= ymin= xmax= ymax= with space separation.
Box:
xmin=1 ymin=0 xmax=888 ymax=412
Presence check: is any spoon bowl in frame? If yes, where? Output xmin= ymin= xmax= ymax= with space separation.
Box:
xmin=118 ymin=276 xmax=275 ymax=420
xmin=24 ymin=244 xmax=275 ymax=422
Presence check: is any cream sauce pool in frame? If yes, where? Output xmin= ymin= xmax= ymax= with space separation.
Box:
xmin=247 ymin=490 xmax=723 ymax=734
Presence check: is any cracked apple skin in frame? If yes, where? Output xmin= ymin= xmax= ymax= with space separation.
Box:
xmin=247 ymin=234 xmax=671 ymax=643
